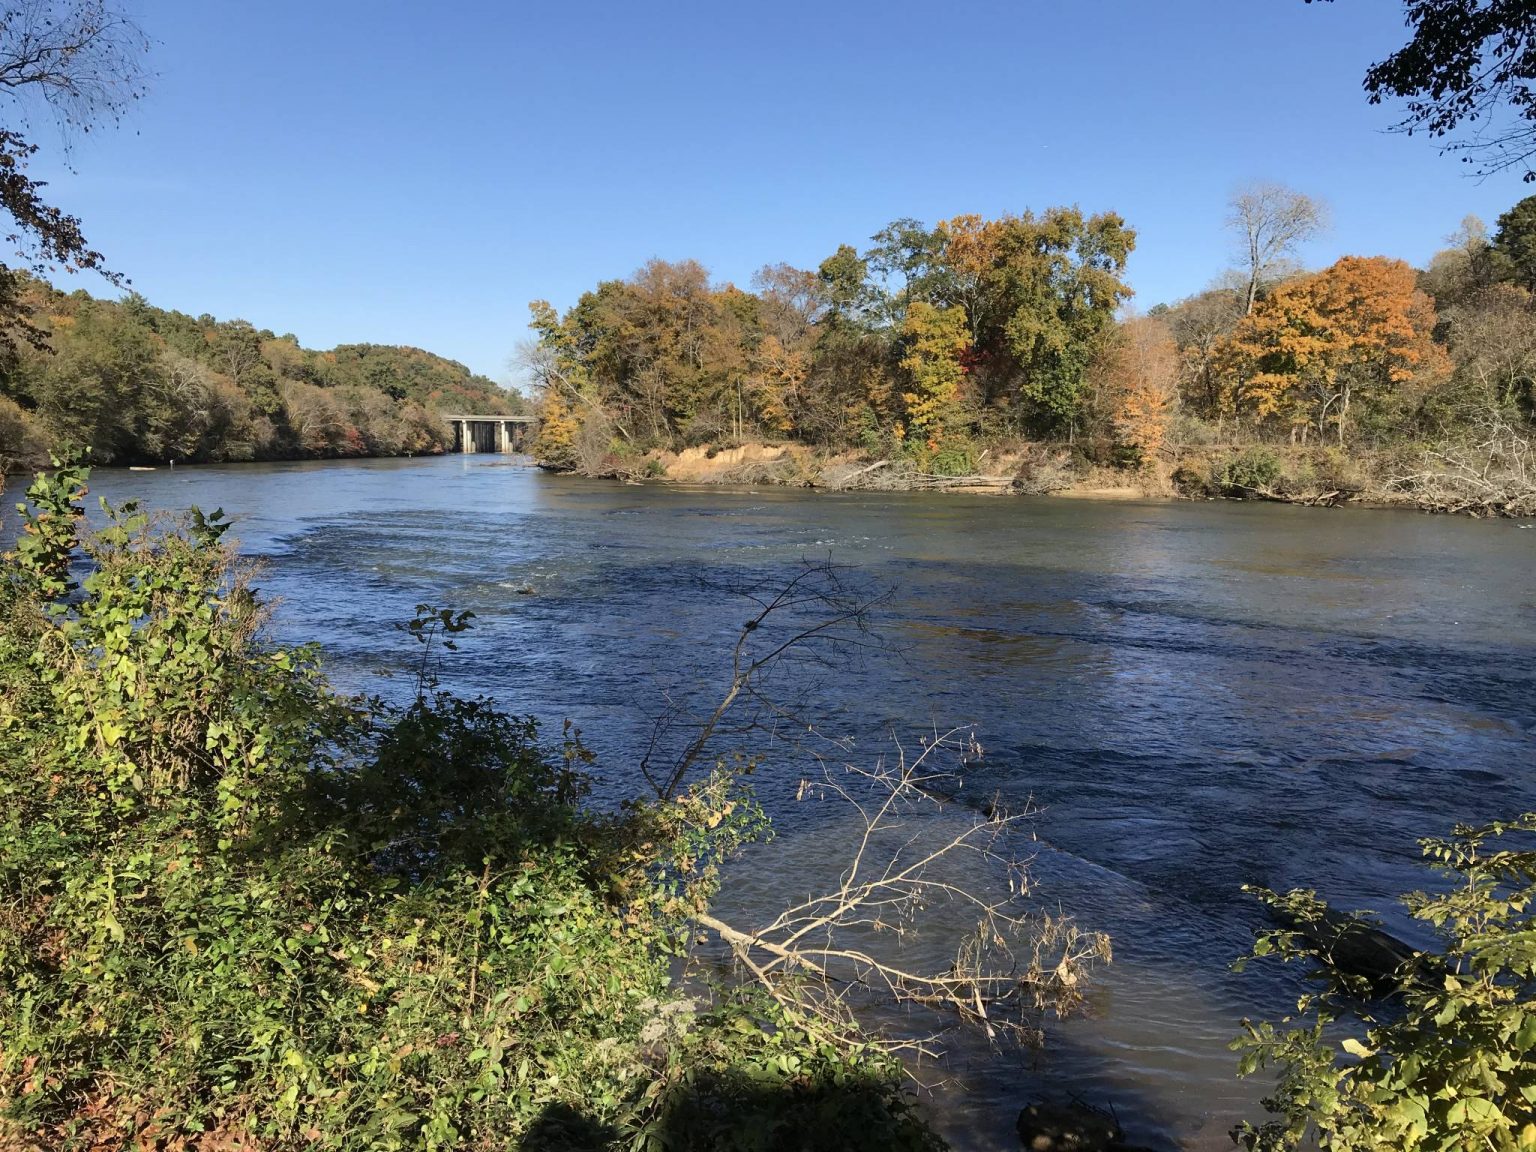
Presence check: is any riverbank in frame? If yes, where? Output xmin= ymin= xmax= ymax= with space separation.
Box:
xmin=61 ymin=453 xmax=1536 ymax=1149
xmin=545 ymin=438 xmax=1536 ymax=518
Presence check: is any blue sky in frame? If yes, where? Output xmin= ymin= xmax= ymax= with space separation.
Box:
xmin=26 ymin=0 xmax=1535 ymax=386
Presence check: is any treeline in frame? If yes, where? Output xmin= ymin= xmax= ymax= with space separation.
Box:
xmin=0 ymin=275 xmax=523 ymax=469
xmin=525 ymin=194 xmax=1536 ymax=512
xmin=526 ymin=208 xmax=1134 ymax=476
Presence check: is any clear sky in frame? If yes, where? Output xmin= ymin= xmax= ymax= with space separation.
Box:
xmin=27 ymin=0 xmax=1535 ymax=386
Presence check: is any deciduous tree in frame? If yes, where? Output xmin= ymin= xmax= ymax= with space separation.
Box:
xmin=1104 ymin=315 xmax=1179 ymax=466
xmin=0 ymin=2 xmax=149 ymax=348
xmin=1228 ymin=182 xmax=1329 ymax=315
xmin=1312 ymin=0 xmax=1536 ymax=180
xmin=1222 ymin=255 xmax=1445 ymax=444
xmin=898 ymin=301 xmax=970 ymax=443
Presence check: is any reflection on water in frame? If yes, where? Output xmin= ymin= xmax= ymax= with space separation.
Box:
xmin=52 ymin=456 xmax=1536 ymax=1151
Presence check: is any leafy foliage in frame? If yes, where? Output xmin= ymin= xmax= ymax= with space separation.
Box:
xmin=1220 ymin=256 xmax=1445 ymax=444
xmin=0 ymin=278 xmax=522 ymax=466
xmin=1232 ymin=815 xmax=1536 ymax=1151
xmin=0 ymin=463 xmax=943 ymax=1151
xmin=522 ymin=207 xmax=1135 ymax=468
xmin=0 ymin=2 xmax=149 ymax=350
xmin=1310 ymin=0 xmax=1536 ymax=180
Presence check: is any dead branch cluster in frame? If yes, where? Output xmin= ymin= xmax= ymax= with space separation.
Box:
xmin=637 ymin=560 xmax=1110 ymax=1061
xmin=1389 ymin=419 xmax=1536 ymax=516
xmin=698 ymin=729 xmax=1111 ymax=1057
xmin=816 ymin=458 xmax=1017 ymax=494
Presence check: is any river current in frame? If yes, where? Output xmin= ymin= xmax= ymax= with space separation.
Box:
xmin=57 ymin=456 xmax=1536 ymax=1150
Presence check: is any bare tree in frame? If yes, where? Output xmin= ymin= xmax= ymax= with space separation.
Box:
xmin=1228 ymin=182 xmax=1329 ymax=315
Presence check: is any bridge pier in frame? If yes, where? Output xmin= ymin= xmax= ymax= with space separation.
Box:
xmin=445 ymin=415 xmax=535 ymax=455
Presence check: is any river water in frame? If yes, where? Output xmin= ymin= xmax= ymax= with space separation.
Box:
xmin=53 ymin=456 xmax=1536 ymax=1150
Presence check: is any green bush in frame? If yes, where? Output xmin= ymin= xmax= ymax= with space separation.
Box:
xmin=1170 ymin=464 xmax=1214 ymax=497
xmin=0 ymin=463 xmax=934 ymax=1151
xmin=926 ymin=441 xmax=976 ymax=477
xmin=1215 ymin=447 xmax=1283 ymax=495
xmin=1233 ymin=814 xmax=1536 ymax=1151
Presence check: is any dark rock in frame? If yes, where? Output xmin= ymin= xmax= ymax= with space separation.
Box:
xmin=1016 ymin=1101 xmax=1122 ymax=1151
xmin=1270 ymin=904 xmax=1428 ymax=992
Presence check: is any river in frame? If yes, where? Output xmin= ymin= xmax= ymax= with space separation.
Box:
xmin=54 ymin=455 xmax=1536 ymax=1150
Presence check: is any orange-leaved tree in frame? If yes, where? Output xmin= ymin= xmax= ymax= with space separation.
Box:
xmin=1221 ymin=256 xmax=1445 ymax=444
xmin=1104 ymin=315 xmax=1179 ymax=467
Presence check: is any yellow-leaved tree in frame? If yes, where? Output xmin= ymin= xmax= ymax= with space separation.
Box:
xmin=898 ymin=301 xmax=971 ymax=445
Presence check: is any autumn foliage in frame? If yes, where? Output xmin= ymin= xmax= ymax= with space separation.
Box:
xmin=1102 ymin=316 xmax=1179 ymax=466
xmin=1221 ymin=256 xmax=1445 ymax=444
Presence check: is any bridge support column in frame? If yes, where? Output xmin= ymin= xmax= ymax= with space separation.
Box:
xmin=460 ymin=420 xmax=474 ymax=454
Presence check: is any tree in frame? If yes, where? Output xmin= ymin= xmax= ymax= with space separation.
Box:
xmin=1311 ymin=0 xmax=1536 ymax=180
xmin=1157 ymin=287 xmax=1245 ymax=420
xmin=988 ymin=208 xmax=1137 ymax=434
xmin=1103 ymin=315 xmax=1179 ymax=466
xmin=1222 ymin=256 xmax=1445 ymax=443
xmin=1439 ymin=280 xmax=1536 ymax=416
xmin=1495 ymin=193 xmax=1536 ymax=289
xmin=0 ymin=2 xmax=149 ymax=347
xmin=1421 ymin=214 xmax=1508 ymax=309
xmin=897 ymin=301 xmax=970 ymax=443
xmin=1228 ymin=182 xmax=1329 ymax=315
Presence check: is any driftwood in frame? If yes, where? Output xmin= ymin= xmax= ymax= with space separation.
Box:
xmin=818 ymin=458 xmax=1016 ymax=494
xmin=1230 ymin=484 xmax=1360 ymax=508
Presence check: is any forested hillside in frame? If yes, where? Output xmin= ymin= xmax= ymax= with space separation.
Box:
xmin=526 ymin=194 xmax=1536 ymax=514
xmin=0 ymin=276 xmax=523 ymax=469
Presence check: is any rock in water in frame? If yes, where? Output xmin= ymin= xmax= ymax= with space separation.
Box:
xmin=1271 ymin=905 xmax=1426 ymax=992
xmin=1016 ymin=1101 xmax=1123 ymax=1151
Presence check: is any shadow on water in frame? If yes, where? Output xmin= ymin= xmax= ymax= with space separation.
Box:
xmin=516 ymin=1072 xmax=946 ymax=1152
xmin=511 ymin=1036 xmax=1228 ymax=1152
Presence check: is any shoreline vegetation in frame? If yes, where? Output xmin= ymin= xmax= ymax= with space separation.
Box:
xmin=6 ymin=458 xmax=1535 ymax=1151
xmin=0 ymin=462 xmax=1109 ymax=1152
xmin=538 ymin=437 xmax=1536 ymax=518
xmin=521 ymin=193 xmax=1536 ymax=520
xmin=0 ymin=275 xmax=524 ymax=473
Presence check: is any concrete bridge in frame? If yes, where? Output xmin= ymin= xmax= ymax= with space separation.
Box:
xmin=443 ymin=414 xmax=536 ymax=454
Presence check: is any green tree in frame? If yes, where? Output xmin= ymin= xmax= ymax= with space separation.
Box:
xmin=1311 ymin=0 xmax=1536 ymax=180
xmin=1495 ymin=194 xmax=1536 ymax=290
xmin=986 ymin=208 xmax=1137 ymax=435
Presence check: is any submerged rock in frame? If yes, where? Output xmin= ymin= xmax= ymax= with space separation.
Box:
xmin=1270 ymin=904 xmax=1426 ymax=992
xmin=1016 ymin=1101 xmax=1122 ymax=1151
xmin=1016 ymin=1100 xmax=1160 ymax=1152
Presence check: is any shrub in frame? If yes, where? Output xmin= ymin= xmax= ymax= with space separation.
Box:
xmin=1215 ymin=447 xmax=1283 ymax=495
xmin=0 ymin=463 xmax=938 ymax=1151
xmin=1232 ymin=814 xmax=1536 ymax=1151
xmin=927 ymin=441 xmax=976 ymax=477
xmin=1170 ymin=464 xmax=1214 ymax=497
